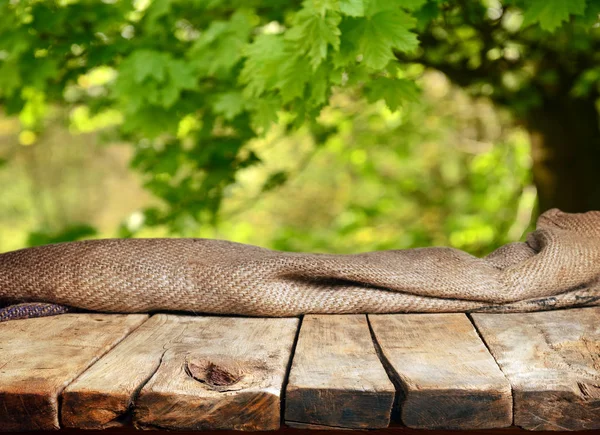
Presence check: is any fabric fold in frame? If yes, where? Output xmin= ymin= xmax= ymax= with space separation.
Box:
xmin=0 ymin=208 xmax=599 ymax=319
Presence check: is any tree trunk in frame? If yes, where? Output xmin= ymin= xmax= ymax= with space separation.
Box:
xmin=525 ymin=96 xmax=600 ymax=213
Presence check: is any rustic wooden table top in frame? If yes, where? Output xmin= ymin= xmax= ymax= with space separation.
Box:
xmin=0 ymin=308 xmax=599 ymax=433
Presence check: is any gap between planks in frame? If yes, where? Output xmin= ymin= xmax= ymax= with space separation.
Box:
xmin=279 ymin=315 xmax=304 ymax=429
xmin=0 ymin=314 xmax=149 ymax=431
xmin=284 ymin=314 xmax=396 ymax=430
xmin=366 ymin=315 xmax=403 ymax=423
xmin=466 ymin=311 xmax=516 ymax=428
xmin=62 ymin=315 xmax=299 ymax=431
xmin=368 ymin=313 xmax=513 ymax=430
xmin=62 ymin=314 xmax=179 ymax=429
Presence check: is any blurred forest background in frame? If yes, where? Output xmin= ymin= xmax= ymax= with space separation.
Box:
xmin=0 ymin=0 xmax=598 ymax=256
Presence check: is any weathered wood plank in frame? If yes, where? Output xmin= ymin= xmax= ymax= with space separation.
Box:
xmin=63 ymin=314 xmax=182 ymax=428
xmin=472 ymin=307 xmax=600 ymax=431
xmin=285 ymin=315 xmax=395 ymax=430
xmin=369 ymin=313 xmax=512 ymax=430
xmin=0 ymin=314 xmax=148 ymax=432
xmin=65 ymin=315 xmax=299 ymax=430
xmin=120 ymin=316 xmax=298 ymax=431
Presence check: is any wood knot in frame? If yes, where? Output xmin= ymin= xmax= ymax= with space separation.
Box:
xmin=185 ymin=359 xmax=244 ymax=391
xmin=203 ymin=362 xmax=241 ymax=386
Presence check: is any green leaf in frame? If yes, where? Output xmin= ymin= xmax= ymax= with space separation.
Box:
xmin=143 ymin=0 xmax=173 ymax=33
xmin=523 ymin=0 xmax=587 ymax=31
xmin=366 ymin=77 xmax=420 ymax=110
xmin=364 ymin=0 xmax=402 ymax=16
xmin=128 ymin=50 xmax=169 ymax=83
xmin=309 ymin=63 xmax=330 ymax=105
xmin=399 ymin=0 xmax=428 ymax=11
xmin=151 ymin=81 xmax=179 ymax=108
xmin=414 ymin=1 xmax=440 ymax=29
xmin=348 ymin=9 xmax=418 ymax=69
xmin=213 ymin=91 xmax=246 ymax=119
xmin=332 ymin=21 xmax=361 ymax=67
xmin=343 ymin=62 xmax=371 ymax=86
xmin=577 ymin=0 xmax=600 ymax=26
xmin=311 ymin=0 xmax=340 ymax=15
xmin=340 ymin=0 xmax=365 ymax=16
xmin=241 ymin=34 xmax=286 ymax=97
xmin=115 ymin=51 xmax=196 ymax=109
xmin=275 ymin=53 xmax=311 ymax=102
xmin=167 ymin=59 xmax=197 ymax=90
xmin=189 ymin=10 xmax=255 ymax=77
xmin=286 ymin=7 xmax=342 ymax=70
xmin=122 ymin=106 xmax=180 ymax=138
xmin=250 ymin=96 xmax=280 ymax=133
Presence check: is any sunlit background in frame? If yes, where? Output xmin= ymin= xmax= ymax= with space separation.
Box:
xmin=0 ymin=70 xmax=535 ymax=256
xmin=2 ymin=0 xmax=597 ymax=256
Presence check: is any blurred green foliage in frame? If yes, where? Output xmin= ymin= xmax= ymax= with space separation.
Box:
xmin=0 ymin=73 xmax=535 ymax=256
xmin=0 ymin=0 xmax=598 ymax=255
xmin=207 ymin=78 xmax=536 ymax=257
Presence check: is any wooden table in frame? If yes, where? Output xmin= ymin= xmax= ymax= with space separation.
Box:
xmin=1 ymin=308 xmax=599 ymax=433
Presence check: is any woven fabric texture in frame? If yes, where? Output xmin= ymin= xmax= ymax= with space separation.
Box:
xmin=1 ymin=208 xmax=599 ymax=320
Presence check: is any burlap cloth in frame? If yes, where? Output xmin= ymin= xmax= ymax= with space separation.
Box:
xmin=1 ymin=209 xmax=599 ymax=321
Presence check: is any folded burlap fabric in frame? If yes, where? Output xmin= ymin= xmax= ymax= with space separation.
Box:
xmin=1 ymin=208 xmax=599 ymax=321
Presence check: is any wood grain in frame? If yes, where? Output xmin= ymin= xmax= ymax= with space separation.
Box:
xmin=63 ymin=314 xmax=183 ymax=428
xmin=472 ymin=307 xmax=600 ymax=431
xmin=0 ymin=314 xmax=147 ymax=431
xmin=131 ymin=316 xmax=299 ymax=431
xmin=285 ymin=315 xmax=395 ymax=429
xmin=369 ymin=313 xmax=512 ymax=430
